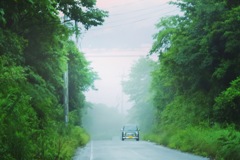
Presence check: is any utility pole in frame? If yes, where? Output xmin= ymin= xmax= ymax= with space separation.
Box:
xmin=120 ymin=71 xmax=127 ymax=114
xmin=63 ymin=10 xmax=79 ymax=125
xmin=63 ymin=63 xmax=69 ymax=124
xmin=63 ymin=10 xmax=69 ymax=124
xmin=121 ymin=74 xmax=124 ymax=114
xmin=62 ymin=6 xmax=82 ymax=124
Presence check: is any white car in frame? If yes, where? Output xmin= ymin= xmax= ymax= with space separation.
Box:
xmin=121 ymin=125 xmax=140 ymax=141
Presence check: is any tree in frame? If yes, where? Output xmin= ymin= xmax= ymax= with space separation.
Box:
xmin=82 ymin=103 xmax=125 ymax=140
xmin=56 ymin=0 xmax=108 ymax=29
xmin=122 ymin=57 xmax=156 ymax=132
xmin=150 ymin=0 xmax=240 ymax=129
xmin=0 ymin=0 xmax=107 ymax=159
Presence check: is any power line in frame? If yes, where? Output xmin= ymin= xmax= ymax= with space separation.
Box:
xmin=105 ymin=6 xmax=176 ymax=24
xmin=84 ymin=1 xmax=180 ymax=32
xmin=110 ymin=2 xmax=170 ymax=16
xmin=85 ymin=54 xmax=148 ymax=58
xmin=99 ymin=0 xmax=149 ymax=10
xmin=88 ymin=9 xmax=178 ymax=30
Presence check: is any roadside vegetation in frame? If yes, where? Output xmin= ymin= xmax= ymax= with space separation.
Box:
xmin=123 ymin=0 xmax=240 ymax=159
xmin=0 ymin=0 xmax=107 ymax=159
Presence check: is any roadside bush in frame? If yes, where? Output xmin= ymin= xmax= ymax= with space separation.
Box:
xmin=145 ymin=125 xmax=240 ymax=159
xmin=214 ymin=76 xmax=240 ymax=124
xmin=33 ymin=123 xmax=90 ymax=160
xmin=216 ymin=129 xmax=240 ymax=160
xmin=167 ymin=126 xmax=221 ymax=157
xmin=60 ymin=126 xmax=90 ymax=159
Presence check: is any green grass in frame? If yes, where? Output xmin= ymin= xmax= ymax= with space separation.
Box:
xmin=143 ymin=125 xmax=240 ymax=160
xmin=58 ymin=126 xmax=90 ymax=159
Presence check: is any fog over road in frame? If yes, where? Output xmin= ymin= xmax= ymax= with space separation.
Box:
xmin=73 ymin=140 xmax=209 ymax=160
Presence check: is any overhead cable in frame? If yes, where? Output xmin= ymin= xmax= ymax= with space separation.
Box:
xmin=110 ymin=2 xmax=170 ymax=16
xmin=88 ymin=9 xmax=178 ymax=30
xmin=106 ymin=6 xmax=176 ymax=24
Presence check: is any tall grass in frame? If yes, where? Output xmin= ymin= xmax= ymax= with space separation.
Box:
xmin=143 ymin=125 xmax=240 ymax=160
xmin=54 ymin=126 xmax=90 ymax=159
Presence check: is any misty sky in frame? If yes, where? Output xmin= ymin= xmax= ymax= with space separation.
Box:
xmin=80 ymin=0 xmax=180 ymax=114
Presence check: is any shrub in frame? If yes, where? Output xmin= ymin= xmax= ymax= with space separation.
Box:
xmin=57 ymin=125 xmax=90 ymax=159
xmin=146 ymin=125 xmax=240 ymax=159
xmin=216 ymin=129 xmax=240 ymax=160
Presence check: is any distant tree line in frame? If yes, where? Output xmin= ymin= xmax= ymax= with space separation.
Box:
xmin=82 ymin=103 xmax=125 ymax=140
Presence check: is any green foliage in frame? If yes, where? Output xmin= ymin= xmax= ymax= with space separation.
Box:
xmin=0 ymin=93 xmax=38 ymax=159
xmin=217 ymin=129 xmax=240 ymax=160
xmin=148 ymin=0 xmax=240 ymax=159
xmin=67 ymin=41 xmax=98 ymax=112
xmin=161 ymin=92 xmax=212 ymax=128
xmin=214 ymin=77 xmax=240 ymax=124
xmin=122 ymin=57 xmax=156 ymax=133
xmin=0 ymin=0 xmax=105 ymax=158
xmin=43 ymin=124 xmax=89 ymax=159
xmin=56 ymin=0 xmax=108 ymax=29
xmin=144 ymin=125 xmax=240 ymax=159
xmin=59 ymin=126 xmax=90 ymax=159
xmin=167 ymin=126 xmax=220 ymax=157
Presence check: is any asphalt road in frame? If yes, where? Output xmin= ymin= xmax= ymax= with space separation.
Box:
xmin=73 ymin=139 xmax=209 ymax=160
